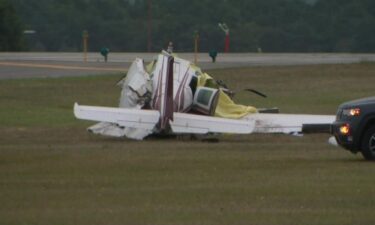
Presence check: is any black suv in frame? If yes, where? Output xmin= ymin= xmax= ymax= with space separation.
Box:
xmin=332 ymin=97 xmax=375 ymax=160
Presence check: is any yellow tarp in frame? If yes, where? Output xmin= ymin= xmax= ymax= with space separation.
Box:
xmin=215 ymin=90 xmax=257 ymax=118
xmin=197 ymin=72 xmax=257 ymax=119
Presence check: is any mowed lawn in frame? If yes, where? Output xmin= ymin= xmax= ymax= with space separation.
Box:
xmin=1 ymin=64 xmax=375 ymax=225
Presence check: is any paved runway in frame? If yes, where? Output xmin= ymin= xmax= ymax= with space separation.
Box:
xmin=1 ymin=52 xmax=375 ymax=79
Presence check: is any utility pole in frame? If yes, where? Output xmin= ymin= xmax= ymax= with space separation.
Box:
xmin=147 ymin=0 xmax=152 ymax=52
xmin=194 ymin=31 xmax=199 ymax=64
xmin=218 ymin=23 xmax=230 ymax=53
xmin=82 ymin=30 xmax=89 ymax=62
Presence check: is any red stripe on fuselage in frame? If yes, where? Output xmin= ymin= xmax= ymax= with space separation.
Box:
xmin=160 ymin=56 xmax=174 ymax=130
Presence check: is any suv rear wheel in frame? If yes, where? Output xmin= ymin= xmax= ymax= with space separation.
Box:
xmin=361 ymin=126 xmax=375 ymax=160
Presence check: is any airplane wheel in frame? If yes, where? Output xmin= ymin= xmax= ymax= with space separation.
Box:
xmin=361 ymin=126 xmax=375 ymax=161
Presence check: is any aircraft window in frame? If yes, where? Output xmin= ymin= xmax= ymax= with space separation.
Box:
xmin=189 ymin=76 xmax=198 ymax=96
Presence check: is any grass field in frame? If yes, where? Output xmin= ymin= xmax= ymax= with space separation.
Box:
xmin=1 ymin=64 xmax=375 ymax=225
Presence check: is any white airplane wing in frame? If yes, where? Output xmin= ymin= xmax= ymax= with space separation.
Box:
xmin=74 ymin=103 xmax=160 ymax=130
xmin=170 ymin=112 xmax=255 ymax=134
xmin=249 ymin=113 xmax=335 ymax=134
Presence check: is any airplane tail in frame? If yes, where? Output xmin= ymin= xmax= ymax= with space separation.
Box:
xmin=150 ymin=53 xmax=175 ymax=131
xmin=159 ymin=56 xmax=174 ymax=130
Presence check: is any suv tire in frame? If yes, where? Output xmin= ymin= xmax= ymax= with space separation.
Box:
xmin=361 ymin=125 xmax=375 ymax=160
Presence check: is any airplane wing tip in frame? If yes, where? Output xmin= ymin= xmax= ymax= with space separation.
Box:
xmin=73 ymin=102 xmax=80 ymax=118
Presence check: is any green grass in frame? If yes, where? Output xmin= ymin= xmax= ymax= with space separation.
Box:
xmin=1 ymin=64 xmax=375 ymax=225
xmin=0 ymin=75 xmax=121 ymax=127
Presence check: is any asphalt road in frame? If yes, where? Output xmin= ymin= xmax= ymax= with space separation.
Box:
xmin=1 ymin=52 xmax=375 ymax=79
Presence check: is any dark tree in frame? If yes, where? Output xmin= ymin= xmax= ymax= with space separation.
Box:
xmin=0 ymin=0 xmax=24 ymax=51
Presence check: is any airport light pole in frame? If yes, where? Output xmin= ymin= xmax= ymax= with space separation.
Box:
xmin=218 ymin=23 xmax=230 ymax=53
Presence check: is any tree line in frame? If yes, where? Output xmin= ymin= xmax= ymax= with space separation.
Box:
xmin=3 ymin=0 xmax=375 ymax=52
xmin=0 ymin=0 xmax=24 ymax=51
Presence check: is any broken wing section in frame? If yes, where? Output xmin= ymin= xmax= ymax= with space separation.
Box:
xmin=88 ymin=122 xmax=128 ymax=137
xmin=170 ymin=112 xmax=255 ymax=134
xmin=74 ymin=103 xmax=160 ymax=131
xmin=87 ymin=58 xmax=154 ymax=140
xmin=247 ymin=113 xmax=335 ymax=134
